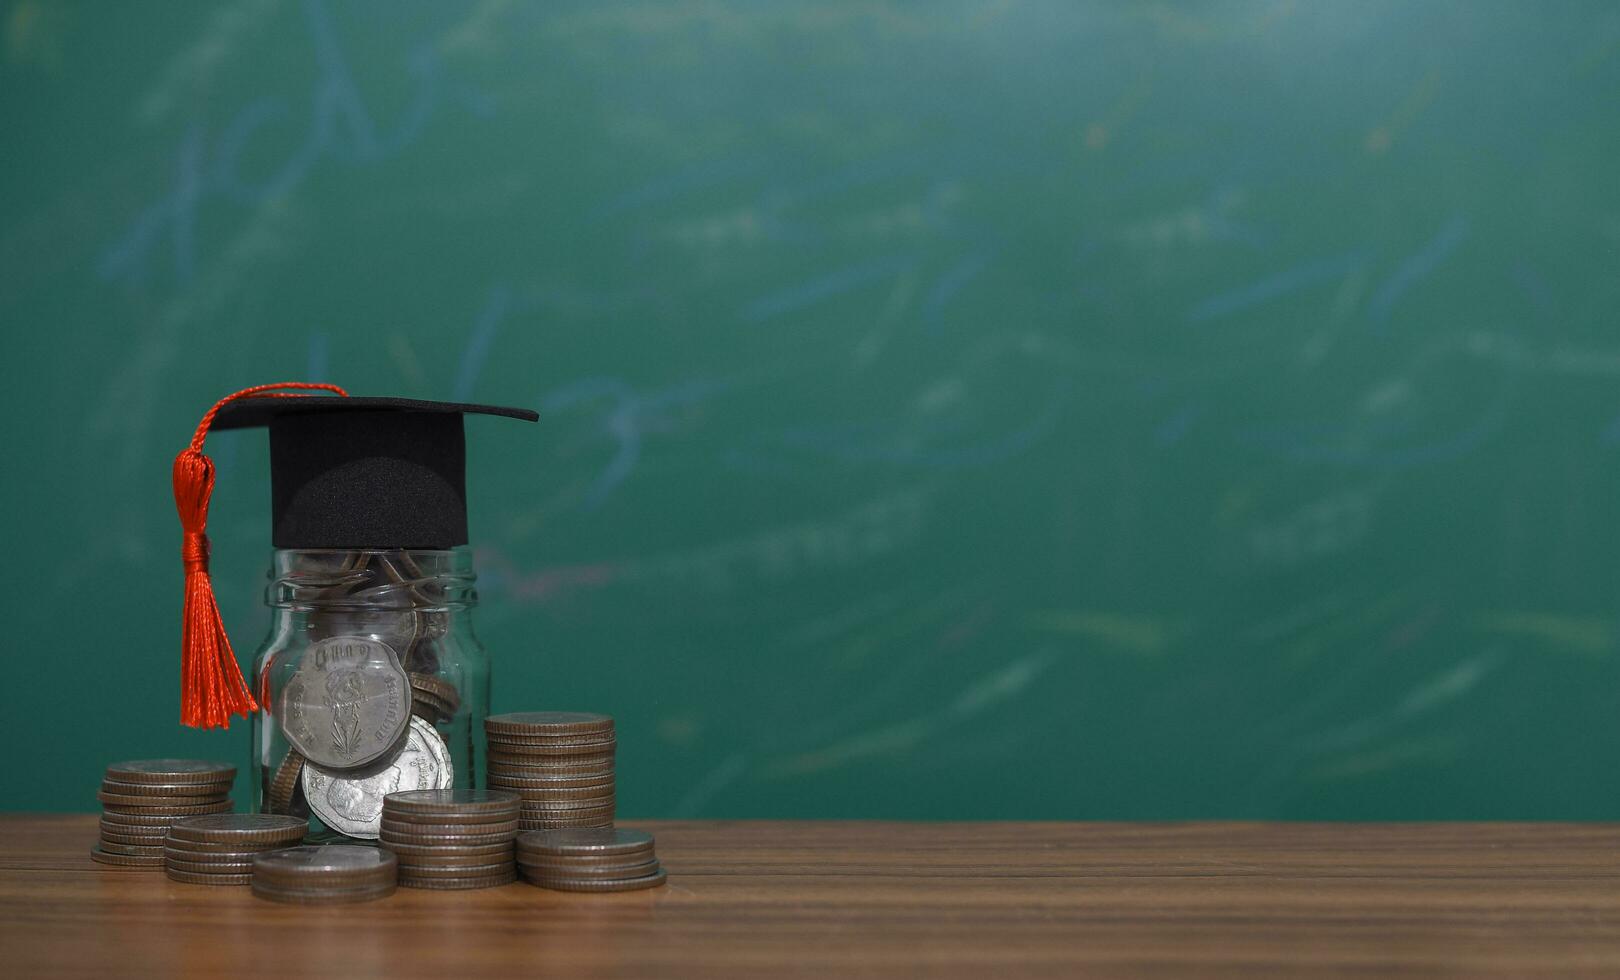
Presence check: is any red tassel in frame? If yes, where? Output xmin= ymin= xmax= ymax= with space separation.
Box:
xmin=174 ymin=382 xmax=347 ymax=729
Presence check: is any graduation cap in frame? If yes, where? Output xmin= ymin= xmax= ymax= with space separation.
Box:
xmin=172 ymin=383 xmax=537 ymax=729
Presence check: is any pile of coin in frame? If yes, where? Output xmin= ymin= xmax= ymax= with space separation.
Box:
xmin=378 ymin=789 xmax=521 ymax=889
xmin=252 ymin=845 xmax=398 ymax=904
xmin=515 ymin=828 xmax=667 ymax=892
xmin=92 ymin=760 xmax=235 ymax=869
xmin=164 ymin=814 xmax=307 ymax=885
xmin=485 ymin=712 xmax=616 ymax=831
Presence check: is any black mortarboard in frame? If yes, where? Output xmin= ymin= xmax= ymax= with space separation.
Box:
xmin=212 ymin=396 xmax=538 ymax=549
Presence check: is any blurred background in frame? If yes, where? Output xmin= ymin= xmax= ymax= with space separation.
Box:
xmin=3 ymin=0 xmax=1619 ymax=819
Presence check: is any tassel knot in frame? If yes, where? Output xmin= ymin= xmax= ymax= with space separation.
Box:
xmin=174 ymin=382 xmax=347 ymax=729
xmin=181 ymin=533 xmax=209 ymax=571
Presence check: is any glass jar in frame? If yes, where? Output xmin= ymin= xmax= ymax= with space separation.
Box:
xmin=251 ymin=548 xmax=488 ymax=840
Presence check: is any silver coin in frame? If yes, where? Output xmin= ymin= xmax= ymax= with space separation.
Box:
xmin=279 ymin=636 xmax=412 ymax=769
xmin=302 ymin=716 xmax=452 ymax=839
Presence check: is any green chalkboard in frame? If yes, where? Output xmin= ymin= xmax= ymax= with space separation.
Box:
xmin=4 ymin=1 xmax=1620 ymax=819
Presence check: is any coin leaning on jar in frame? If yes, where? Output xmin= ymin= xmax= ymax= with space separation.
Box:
xmin=279 ymin=635 xmax=412 ymax=770
xmin=302 ymin=715 xmax=454 ymax=839
xmin=265 ymin=750 xmax=307 ymax=816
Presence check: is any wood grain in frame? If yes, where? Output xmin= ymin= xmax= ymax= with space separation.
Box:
xmin=6 ymin=816 xmax=1620 ymax=977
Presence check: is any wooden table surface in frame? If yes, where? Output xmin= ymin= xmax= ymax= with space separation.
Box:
xmin=6 ymin=816 xmax=1620 ymax=977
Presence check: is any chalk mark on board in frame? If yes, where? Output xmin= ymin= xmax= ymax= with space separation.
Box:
xmin=740 ymin=254 xmax=917 ymax=323
xmin=101 ymin=0 xmax=489 ymax=287
xmin=745 ymin=380 xmax=1066 ymax=469
xmin=1237 ymin=326 xmax=1518 ymax=467
xmin=452 ymin=284 xmax=511 ymax=401
xmin=924 ymin=247 xmax=998 ymax=334
xmin=1186 ymin=249 xmax=1368 ymax=324
xmin=672 ymin=752 xmax=749 ymax=818
xmin=541 ymin=376 xmax=731 ymax=509
xmin=481 ymin=487 xmax=930 ymax=602
xmin=1366 ymin=216 xmax=1470 ymax=330
xmin=306 ymin=330 xmax=328 ymax=381
xmin=766 ymin=650 xmax=1057 ymax=777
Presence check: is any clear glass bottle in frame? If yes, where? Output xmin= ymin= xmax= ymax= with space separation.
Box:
xmin=251 ymin=548 xmax=488 ymax=840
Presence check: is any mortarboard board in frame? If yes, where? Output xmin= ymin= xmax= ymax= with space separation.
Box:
xmin=173 ymin=384 xmax=536 ymax=730
xmin=211 ymin=395 xmax=538 ymax=550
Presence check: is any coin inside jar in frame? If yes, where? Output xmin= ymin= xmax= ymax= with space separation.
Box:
xmin=279 ymin=635 xmax=412 ymax=770
xmin=302 ymin=716 xmax=453 ymax=839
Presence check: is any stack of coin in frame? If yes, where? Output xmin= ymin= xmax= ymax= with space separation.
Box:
xmin=92 ymin=760 xmax=235 ymax=869
xmin=252 ymin=845 xmax=398 ymax=904
xmin=163 ymin=814 xmax=307 ymax=885
xmin=515 ymin=828 xmax=667 ymax=892
xmin=485 ymin=712 xmax=616 ymax=830
xmin=379 ymin=789 xmax=521 ymax=890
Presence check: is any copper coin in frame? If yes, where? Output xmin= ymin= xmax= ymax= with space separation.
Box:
xmin=166 ymin=858 xmax=255 ymax=876
xmin=101 ymin=829 xmax=174 ymax=847
xmin=104 ymin=760 xmax=236 ymax=785
xmin=379 ymin=828 xmax=518 ymax=848
xmin=101 ymin=779 xmax=234 ymax=798
xmin=518 ymin=809 xmax=612 ymax=826
xmin=251 ymin=845 xmax=397 ymax=887
xmin=511 ymin=791 xmax=616 ymax=808
xmin=101 ymin=800 xmax=233 ymax=818
xmin=378 ymin=839 xmax=514 ymax=859
xmin=100 ymin=810 xmax=197 ymax=827
xmin=518 ymin=858 xmax=661 ymax=880
xmin=486 ymin=763 xmax=615 ymax=780
xmin=392 ymin=860 xmax=512 ymax=878
xmin=252 ymin=882 xmax=396 ymax=904
xmin=164 ymin=838 xmax=297 ymax=857
xmin=410 ymin=699 xmax=447 ymax=723
xmin=485 ymin=736 xmax=617 ymax=753
xmin=517 ymin=828 xmax=653 ymax=857
xmin=166 ymin=868 xmax=254 ymax=886
xmin=380 ymin=807 xmax=521 ymax=827
xmin=515 ymin=844 xmax=653 ymax=863
xmin=486 ymin=780 xmax=614 ymax=800
xmin=409 ymin=683 xmax=456 ymax=722
xmin=483 ymin=740 xmax=616 ymax=758
xmin=265 ymin=750 xmax=306 ymax=815
xmin=487 ymin=753 xmax=615 ymax=772
xmin=99 ymin=819 xmax=170 ymax=838
xmin=97 ymin=840 xmax=167 ymax=857
xmin=397 ymin=869 xmax=517 ymax=890
xmin=509 ymin=797 xmax=617 ymax=814
xmin=485 ymin=712 xmax=613 ymax=736
xmin=163 ymin=842 xmax=273 ymax=863
xmin=524 ymin=869 xmax=667 ymax=892
xmin=89 ymin=846 xmax=164 ymax=868
xmin=485 ymin=771 xmax=614 ymax=789
xmin=521 ymin=803 xmax=615 ymax=816
xmin=410 ymin=674 xmax=461 ymax=708
xmin=391 ymin=849 xmax=514 ymax=868
xmin=169 ymin=814 xmax=307 ymax=845
xmin=379 ymin=816 xmax=519 ymax=836
xmin=97 ymin=790 xmax=230 ymax=808
xmin=383 ymin=789 xmax=521 ymax=818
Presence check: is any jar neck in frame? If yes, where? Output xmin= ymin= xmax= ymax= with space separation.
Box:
xmin=265 ymin=548 xmax=477 ymax=611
